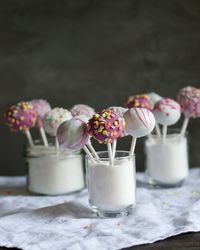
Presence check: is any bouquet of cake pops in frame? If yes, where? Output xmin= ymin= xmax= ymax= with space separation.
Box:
xmin=5 ymin=85 xmax=200 ymax=165
xmin=5 ymin=100 xmax=156 ymax=165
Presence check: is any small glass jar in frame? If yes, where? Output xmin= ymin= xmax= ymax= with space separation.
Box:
xmin=25 ymin=140 xmax=85 ymax=195
xmin=86 ymin=151 xmax=136 ymax=218
xmin=145 ymin=129 xmax=189 ymax=187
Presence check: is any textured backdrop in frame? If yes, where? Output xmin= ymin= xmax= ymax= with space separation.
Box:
xmin=0 ymin=0 xmax=200 ymax=175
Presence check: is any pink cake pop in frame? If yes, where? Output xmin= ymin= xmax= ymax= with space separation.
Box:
xmin=123 ymin=108 xmax=155 ymax=155
xmin=70 ymin=104 xmax=95 ymax=121
xmin=177 ymin=86 xmax=200 ymax=118
xmin=30 ymin=99 xmax=51 ymax=128
xmin=5 ymin=101 xmax=36 ymax=147
xmin=30 ymin=99 xmax=51 ymax=146
xmin=177 ymin=86 xmax=200 ymax=136
xmin=88 ymin=109 xmax=125 ymax=144
xmin=127 ymin=94 xmax=154 ymax=110
xmin=57 ymin=117 xmax=89 ymax=151
xmin=153 ymin=98 xmax=181 ymax=126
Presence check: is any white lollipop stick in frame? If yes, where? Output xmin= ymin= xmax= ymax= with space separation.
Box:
xmin=24 ymin=130 xmax=34 ymax=148
xmin=155 ymin=123 xmax=161 ymax=137
xmin=112 ymin=139 xmax=117 ymax=158
xmin=87 ymin=140 xmax=100 ymax=160
xmin=55 ymin=137 xmax=59 ymax=154
xmin=107 ymin=143 xmax=113 ymax=166
xmin=129 ymin=137 xmax=137 ymax=156
xmin=180 ymin=117 xmax=189 ymax=137
xmin=83 ymin=145 xmax=95 ymax=161
xmin=39 ymin=127 xmax=48 ymax=147
xmin=162 ymin=125 xmax=167 ymax=142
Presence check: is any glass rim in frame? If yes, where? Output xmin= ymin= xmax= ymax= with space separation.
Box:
xmin=85 ymin=150 xmax=135 ymax=160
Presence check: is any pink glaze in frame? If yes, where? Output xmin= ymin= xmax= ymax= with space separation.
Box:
xmin=30 ymin=99 xmax=51 ymax=128
xmin=127 ymin=94 xmax=153 ymax=110
xmin=6 ymin=101 xmax=36 ymax=132
xmin=177 ymin=86 xmax=200 ymax=118
xmin=88 ymin=109 xmax=125 ymax=144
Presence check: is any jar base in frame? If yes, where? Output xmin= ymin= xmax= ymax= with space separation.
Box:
xmin=145 ymin=172 xmax=185 ymax=188
xmin=90 ymin=204 xmax=134 ymax=218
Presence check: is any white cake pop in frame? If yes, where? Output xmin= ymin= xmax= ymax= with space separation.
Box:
xmin=153 ymin=98 xmax=181 ymax=126
xmin=147 ymin=92 xmax=162 ymax=105
xmin=43 ymin=108 xmax=72 ymax=136
xmin=109 ymin=106 xmax=128 ymax=117
xmin=57 ymin=117 xmax=89 ymax=150
xmin=123 ymin=108 xmax=155 ymax=138
xmin=70 ymin=104 xmax=95 ymax=121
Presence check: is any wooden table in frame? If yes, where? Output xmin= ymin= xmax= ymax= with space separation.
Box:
xmin=0 ymin=232 xmax=200 ymax=250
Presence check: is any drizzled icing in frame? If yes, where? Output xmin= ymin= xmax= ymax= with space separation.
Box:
xmin=153 ymin=98 xmax=181 ymax=126
xmin=127 ymin=94 xmax=154 ymax=110
xmin=6 ymin=101 xmax=36 ymax=132
xmin=88 ymin=109 xmax=125 ymax=144
xmin=177 ymin=86 xmax=200 ymax=118
xmin=123 ymin=107 xmax=155 ymax=138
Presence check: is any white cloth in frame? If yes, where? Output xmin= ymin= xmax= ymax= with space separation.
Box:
xmin=0 ymin=169 xmax=200 ymax=250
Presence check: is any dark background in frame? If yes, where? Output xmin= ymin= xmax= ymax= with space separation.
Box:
xmin=0 ymin=0 xmax=200 ymax=175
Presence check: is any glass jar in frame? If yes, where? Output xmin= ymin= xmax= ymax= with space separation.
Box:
xmin=145 ymin=129 xmax=189 ymax=187
xmin=85 ymin=151 xmax=136 ymax=218
xmin=25 ymin=140 xmax=85 ymax=195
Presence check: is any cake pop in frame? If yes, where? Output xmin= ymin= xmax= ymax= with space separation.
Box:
xmin=153 ymin=98 xmax=181 ymax=141
xmin=57 ymin=117 xmax=89 ymax=151
xmin=88 ymin=109 xmax=125 ymax=144
xmin=70 ymin=104 xmax=95 ymax=121
xmin=123 ymin=108 xmax=155 ymax=155
xmin=127 ymin=94 xmax=153 ymax=110
xmin=177 ymin=86 xmax=200 ymax=118
xmin=153 ymin=98 xmax=181 ymax=126
xmin=177 ymin=86 xmax=200 ymax=136
xmin=109 ymin=106 xmax=128 ymax=117
xmin=43 ymin=108 xmax=72 ymax=137
xmin=147 ymin=92 xmax=162 ymax=106
xmin=30 ymin=99 xmax=51 ymax=146
xmin=43 ymin=108 xmax=72 ymax=152
xmin=6 ymin=101 xmax=36 ymax=147
xmin=88 ymin=109 xmax=125 ymax=165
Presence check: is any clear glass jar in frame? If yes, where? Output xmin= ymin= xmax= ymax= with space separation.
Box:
xmin=85 ymin=151 xmax=136 ymax=218
xmin=145 ymin=129 xmax=189 ymax=187
xmin=25 ymin=140 xmax=85 ymax=195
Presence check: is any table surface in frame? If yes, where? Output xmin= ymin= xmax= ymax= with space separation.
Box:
xmin=0 ymin=232 xmax=200 ymax=250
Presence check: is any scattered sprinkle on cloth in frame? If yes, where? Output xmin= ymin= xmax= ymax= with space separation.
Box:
xmin=0 ymin=168 xmax=200 ymax=250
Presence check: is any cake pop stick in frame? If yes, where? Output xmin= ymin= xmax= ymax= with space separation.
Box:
xmin=109 ymin=107 xmax=127 ymax=157
xmin=112 ymin=139 xmax=117 ymax=158
xmin=107 ymin=143 xmax=113 ymax=166
xmin=5 ymin=102 xmax=36 ymax=148
xmin=153 ymin=98 xmax=181 ymax=142
xmin=123 ymin=108 xmax=155 ymax=156
xmin=30 ymin=99 xmax=51 ymax=147
xmin=177 ymin=86 xmax=200 ymax=137
xmin=43 ymin=107 xmax=72 ymax=153
xmin=88 ymin=109 xmax=125 ymax=165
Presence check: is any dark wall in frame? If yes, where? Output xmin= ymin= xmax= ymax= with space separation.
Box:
xmin=0 ymin=0 xmax=200 ymax=175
